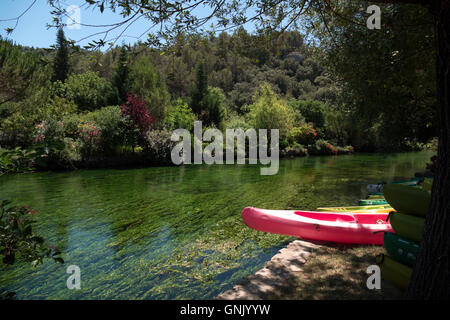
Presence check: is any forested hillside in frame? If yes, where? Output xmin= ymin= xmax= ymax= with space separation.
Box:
xmin=0 ymin=5 xmax=437 ymax=172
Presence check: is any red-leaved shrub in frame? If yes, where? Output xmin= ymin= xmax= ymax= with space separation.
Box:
xmin=121 ymin=93 xmax=155 ymax=135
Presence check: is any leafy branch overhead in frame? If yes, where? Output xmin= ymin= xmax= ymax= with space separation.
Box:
xmin=0 ymin=199 xmax=64 ymax=267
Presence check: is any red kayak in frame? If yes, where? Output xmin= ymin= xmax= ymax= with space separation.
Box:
xmin=242 ymin=207 xmax=393 ymax=245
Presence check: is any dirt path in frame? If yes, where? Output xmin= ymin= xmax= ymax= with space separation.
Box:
xmin=217 ymin=240 xmax=402 ymax=300
xmin=216 ymin=240 xmax=321 ymax=300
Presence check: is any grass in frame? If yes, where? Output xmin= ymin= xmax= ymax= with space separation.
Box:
xmin=270 ymin=244 xmax=403 ymax=300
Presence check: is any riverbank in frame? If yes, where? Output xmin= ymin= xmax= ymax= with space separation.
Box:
xmin=1 ymin=143 xmax=357 ymax=174
xmin=217 ymin=240 xmax=403 ymax=300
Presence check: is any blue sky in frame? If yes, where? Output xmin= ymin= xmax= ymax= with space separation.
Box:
xmin=0 ymin=0 xmax=163 ymax=48
xmin=0 ymin=0 xmax=259 ymax=49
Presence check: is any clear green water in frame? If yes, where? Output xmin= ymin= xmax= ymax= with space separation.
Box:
xmin=0 ymin=152 xmax=432 ymax=299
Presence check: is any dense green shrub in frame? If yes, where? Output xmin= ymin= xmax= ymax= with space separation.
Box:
xmin=129 ymin=55 xmax=170 ymax=121
xmin=308 ymin=139 xmax=338 ymax=155
xmin=224 ymin=113 xmax=252 ymax=131
xmin=289 ymin=124 xmax=318 ymax=146
xmin=288 ymin=99 xmax=326 ymax=129
xmin=32 ymin=118 xmax=80 ymax=168
xmin=282 ymin=143 xmax=308 ymax=157
xmin=0 ymin=90 xmax=75 ymax=148
xmin=77 ymin=122 xmax=102 ymax=159
xmin=0 ymin=147 xmax=36 ymax=174
xmin=202 ymin=87 xmax=228 ymax=129
xmin=51 ymin=71 xmax=115 ymax=111
xmin=83 ymin=106 xmax=128 ymax=154
xmin=0 ymin=199 xmax=64 ymax=267
xmin=248 ymin=83 xmax=295 ymax=138
xmin=164 ymin=99 xmax=196 ymax=131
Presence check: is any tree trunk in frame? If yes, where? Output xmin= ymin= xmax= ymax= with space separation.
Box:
xmin=405 ymin=0 xmax=450 ymax=299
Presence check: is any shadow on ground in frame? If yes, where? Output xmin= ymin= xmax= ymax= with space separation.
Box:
xmin=218 ymin=240 xmax=403 ymax=300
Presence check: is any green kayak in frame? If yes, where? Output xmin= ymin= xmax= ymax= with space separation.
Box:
xmin=367 ymin=194 xmax=385 ymax=200
xmin=422 ymin=178 xmax=433 ymax=191
xmin=383 ymin=184 xmax=430 ymax=217
xmin=358 ymin=199 xmax=388 ymax=206
xmin=367 ymin=177 xmax=423 ymax=194
xmin=383 ymin=232 xmax=419 ymax=267
xmin=388 ymin=212 xmax=425 ymax=243
xmin=377 ymin=254 xmax=412 ymax=291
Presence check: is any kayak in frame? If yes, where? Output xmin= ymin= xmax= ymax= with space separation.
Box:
xmin=422 ymin=178 xmax=433 ymax=191
xmin=366 ymin=177 xmax=423 ymax=194
xmin=367 ymin=194 xmax=385 ymax=200
xmin=388 ymin=212 xmax=425 ymax=243
xmin=241 ymin=207 xmax=393 ymax=245
xmin=383 ymin=232 xmax=419 ymax=267
xmin=359 ymin=199 xmax=388 ymax=206
xmin=316 ymin=204 xmax=392 ymax=212
xmin=377 ymin=254 xmax=412 ymax=291
xmin=317 ymin=208 xmax=392 ymax=214
xmin=383 ymin=184 xmax=430 ymax=217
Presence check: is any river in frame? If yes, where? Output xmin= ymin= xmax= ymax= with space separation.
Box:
xmin=0 ymin=151 xmax=433 ymax=299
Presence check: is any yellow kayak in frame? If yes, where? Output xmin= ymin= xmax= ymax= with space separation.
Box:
xmin=316 ymin=205 xmax=393 ymax=212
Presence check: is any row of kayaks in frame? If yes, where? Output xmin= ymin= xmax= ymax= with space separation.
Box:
xmin=377 ymin=178 xmax=432 ymax=291
xmin=241 ymin=176 xmax=432 ymax=290
xmin=242 ymin=177 xmax=428 ymax=245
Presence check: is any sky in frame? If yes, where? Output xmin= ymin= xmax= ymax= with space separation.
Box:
xmin=0 ymin=0 xmax=259 ymax=50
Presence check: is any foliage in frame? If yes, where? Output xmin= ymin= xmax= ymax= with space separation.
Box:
xmin=51 ymin=28 xmax=70 ymax=83
xmin=289 ymin=124 xmax=318 ymax=146
xmin=83 ymin=105 xmax=128 ymax=154
xmin=144 ymin=129 xmax=177 ymax=164
xmin=202 ymin=87 xmax=228 ymax=129
xmin=51 ymin=71 xmax=115 ymax=111
xmin=164 ymin=99 xmax=196 ymax=131
xmin=0 ymin=147 xmax=36 ymax=175
xmin=0 ymin=38 xmax=50 ymax=106
xmin=112 ymin=45 xmax=130 ymax=104
xmin=32 ymin=118 xmax=80 ymax=169
xmin=224 ymin=113 xmax=252 ymax=131
xmin=282 ymin=143 xmax=308 ymax=157
xmin=306 ymin=2 xmax=436 ymax=150
xmin=190 ymin=61 xmax=209 ymax=115
xmin=77 ymin=122 xmax=102 ymax=158
xmin=121 ymin=93 xmax=155 ymax=146
xmin=308 ymin=139 xmax=338 ymax=156
xmin=128 ymin=55 xmax=170 ymax=121
xmin=288 ymin=99 xmax=326 ymax=129
xmin=0 ymin=199 xmax=64 ymax=267
xmin=248 ymin=83 xmax=295 ymax=138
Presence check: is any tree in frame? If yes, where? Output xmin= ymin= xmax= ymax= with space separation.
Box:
xmin=121 ymin=92 xmax=155 ymax=143
xmin=203 ymin=87 xmax=228 ymax=128
xmin=307 ymin=2 xmax=436 ymax=150
xmin=112 ymin=45 xmax=130 ymax=104
xmin=249 ymin=83 xmax=295 ymax=138
xmin=128 ymin=55 xmax=170 ymax=122
xmin=0 ymin=39 xmax=49 ymax=106
xmin=52 ymin=71 xmax=115 ymax=111
xmin=190 ymin=60 xmax=209 ymax=115
xmin=52 ymin=28 xmax=70 ymax=83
